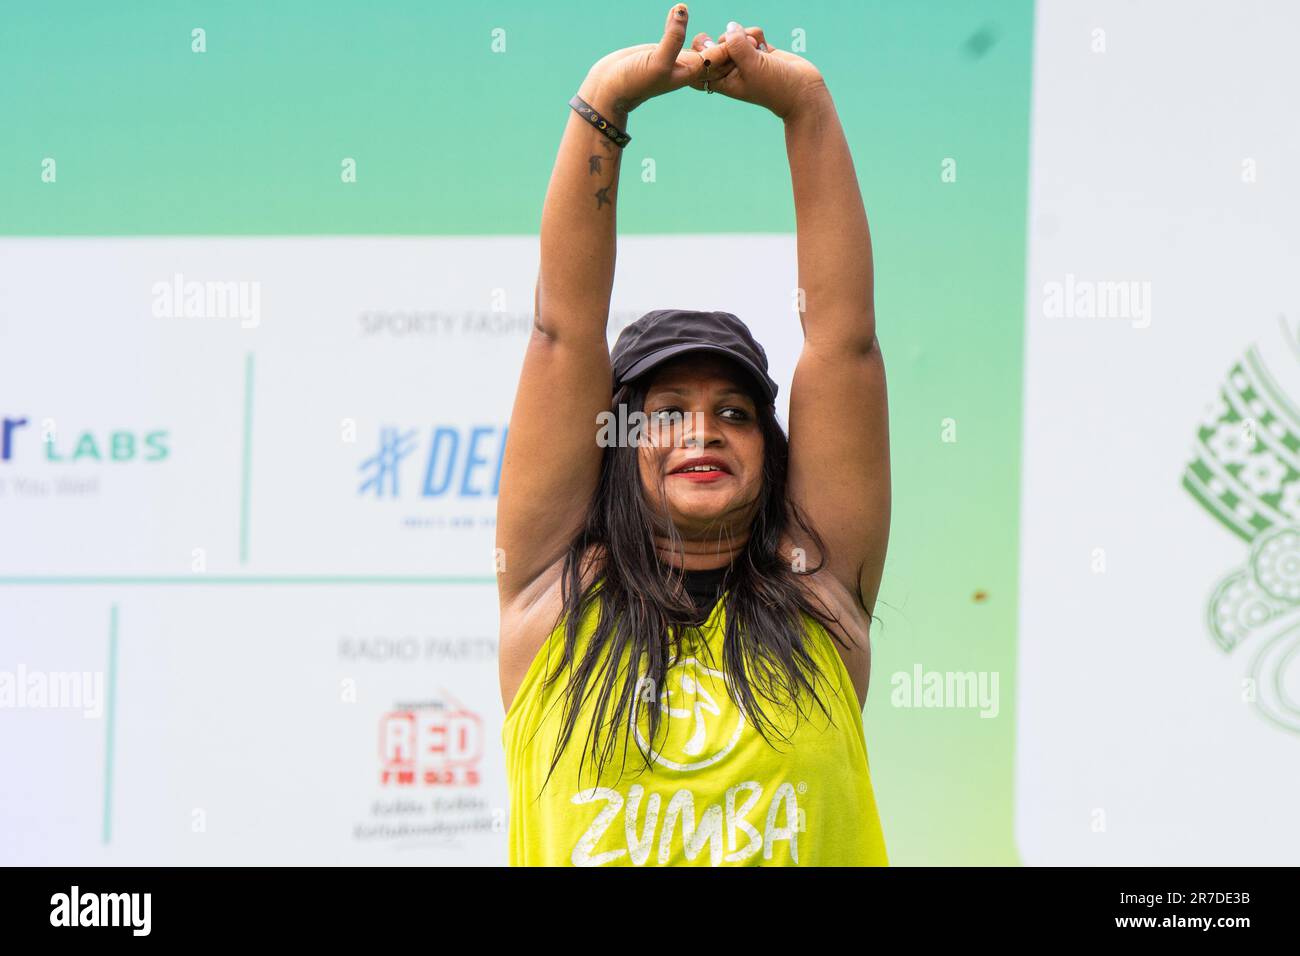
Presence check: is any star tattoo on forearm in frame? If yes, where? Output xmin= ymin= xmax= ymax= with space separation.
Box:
xmin=589 ymin=135 xmax=617 ymax=211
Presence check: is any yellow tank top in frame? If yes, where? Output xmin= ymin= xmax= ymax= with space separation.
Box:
xmin=502 ymin=583 xmax=889 ymax=866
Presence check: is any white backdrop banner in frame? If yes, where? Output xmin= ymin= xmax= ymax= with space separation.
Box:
xmin=1016 ymin=1 xmax=1300 ymax=864
xmin=0 ymin=236 xmax=804 ymax=864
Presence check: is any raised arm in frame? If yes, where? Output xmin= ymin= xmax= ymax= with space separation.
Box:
xmin=708 ymin=24 xmax=889 ymax=616
xmin=493 ymin=73 xmax=626 ymax=610
xmin=784 ymin=86 xmax=889 ymax=617
xmin=496 ymin=5 xmax=724 ymax=610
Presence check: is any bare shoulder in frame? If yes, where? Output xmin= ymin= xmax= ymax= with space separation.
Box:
xmin=498 ymin=545 xmax=603 ymax=715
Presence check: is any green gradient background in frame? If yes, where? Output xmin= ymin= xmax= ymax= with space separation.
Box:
xmin=1 ymin=0 xmax=1032 ymax=865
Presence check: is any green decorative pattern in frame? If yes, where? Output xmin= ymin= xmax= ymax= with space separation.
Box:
xmin=1186 ymin=347 xmax=1300 ymax=734
xmin=1182 ymin=347 xmax=1300 ymax=543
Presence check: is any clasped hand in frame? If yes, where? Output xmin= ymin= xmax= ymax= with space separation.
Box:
xmin=586 ymin=3 xmax=826 ymax=121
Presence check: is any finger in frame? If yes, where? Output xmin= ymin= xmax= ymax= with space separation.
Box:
xmin=689 ymin=59 xmax=736 ymax=91
xmin=705 ymin=67 xmax=743 ymax=98
xmin=691 ymin=32 xmax=733 ymax=65
xmin=684 ymin=24 xmax=744 ymax=91
xmin=706 ymin=54 xmax=744 ymax=87
xmin=707 ymin=58 xmax=738 ymax=79
xmin=684 ymin=35 xmax=716 ymax=86
xmin=744 ymin=26 xmax=770 ymax=52
xmin=711 ymin=30 xmax=761 ymax=51
xmin=722 ymin=20 xmax=761 ymax=66
xmin=686 ymin=47 xmax=735 ymax=91
xmin=653 ymin=3 xmax=691 ymax=71
xmin=695 ymin=34 xmax=733 ymax=74
xmin=682 ymin=49 xmax=709 ymax=90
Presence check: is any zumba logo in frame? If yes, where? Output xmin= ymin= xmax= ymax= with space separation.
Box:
xmin=569 ymin=778 xmax=803 ymax=867
xmin=1184 ymin=345 xmax=1300 ymax=733
xmin=632 ymin=656 xmax=747 ymax=772
xmin=379 ymin=698 xmax=484 ymax=787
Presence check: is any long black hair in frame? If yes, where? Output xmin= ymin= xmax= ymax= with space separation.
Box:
xmin=535 ymin=363 xmax=860 ymax=796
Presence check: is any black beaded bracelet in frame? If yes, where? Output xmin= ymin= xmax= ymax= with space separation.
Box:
xmin=569 ymin=94 xmax=631 ymax=148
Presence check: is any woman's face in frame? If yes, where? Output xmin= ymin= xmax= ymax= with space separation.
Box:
xmin=637 ymin=354 xmax=765 ymax=535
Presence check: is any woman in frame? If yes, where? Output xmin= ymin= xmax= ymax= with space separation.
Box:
xmin=497 ymin=5 xmax=890 ymax=867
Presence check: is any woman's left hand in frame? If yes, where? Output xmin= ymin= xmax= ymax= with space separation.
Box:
xmin=585 ymin=4 xmax=734 ymax=114
xmin=688 ymin=20 xmax=826 ymax=119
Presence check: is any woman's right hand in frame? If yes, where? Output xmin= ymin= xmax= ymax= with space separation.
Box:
xmin=583 ymin=4 xmax=733 ymax=115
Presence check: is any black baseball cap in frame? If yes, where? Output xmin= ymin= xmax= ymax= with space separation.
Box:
xmin=610 ymin=309 xmax=779 ymax=405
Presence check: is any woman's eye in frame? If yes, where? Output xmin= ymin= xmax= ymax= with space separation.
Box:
xmin=649 ymin=406 xmax=748 ymax=424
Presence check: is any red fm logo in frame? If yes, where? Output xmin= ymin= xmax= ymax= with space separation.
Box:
xmin=380 ymin=701 xmax=483 ymax=787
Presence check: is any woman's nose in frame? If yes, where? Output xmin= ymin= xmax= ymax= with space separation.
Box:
xmin=683 ymin=413 xmax=722 ymax=447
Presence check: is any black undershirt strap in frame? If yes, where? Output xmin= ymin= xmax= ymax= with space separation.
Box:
xmin=661 ymin=561 xmax=731 ymax=624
